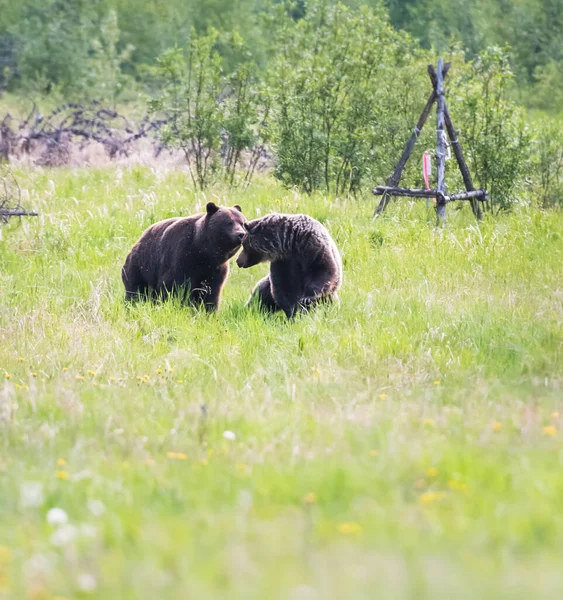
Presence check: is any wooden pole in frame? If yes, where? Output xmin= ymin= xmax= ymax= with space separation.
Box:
xmin=373 ymin=63 xmax=451 ymax=217
xmin=443 ymin=103 xmax=483 ymax=219
xmin=445 ymin=189 xmax=487 ymax=202
xmin=373 ymin=186 xmax=487 ymax=203
xmin=0 ymin=210 xmax=38 ymax=217
xmin=428 ymin=66 xmax=482 ymax=220
xmin=373 ymin=186 xmax=438 ymax=198
xmin=435 ymin=58 xmax=446 ymax=226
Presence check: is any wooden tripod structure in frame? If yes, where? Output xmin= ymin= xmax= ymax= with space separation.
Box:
xmin=373 ymin=58 xmax=487 ymax=223
xmin=0 ymin=167 xmax=38 ymax=224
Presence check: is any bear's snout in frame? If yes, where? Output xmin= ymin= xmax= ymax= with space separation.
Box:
xmin=236 ymin=252 xmax=247 ymax=268
xmin=236 ymin=231 xmax=246 ymax=243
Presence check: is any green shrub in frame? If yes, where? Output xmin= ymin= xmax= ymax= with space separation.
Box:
xmin=531 ymin=118 xmax=563 ymax=207
xmin=268 ymin=2 xmax=432 ymax=195
xmin=151 ymin=29 xmax=268 ymax=190
xmin=449 ymin=48 xmax=532 ymax=211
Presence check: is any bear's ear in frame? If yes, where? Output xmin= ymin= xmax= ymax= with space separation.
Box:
xmin=206 ymin=202 xmax=219 ymax=215
xmin=233 ymin=204 xmax=242 ymax=213
xmin=243 ymin=221 xmax=254 ymax=232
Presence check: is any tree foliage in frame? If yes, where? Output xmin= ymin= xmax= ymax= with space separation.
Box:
xmin=0 ymin=0 xmax=560 ymax=207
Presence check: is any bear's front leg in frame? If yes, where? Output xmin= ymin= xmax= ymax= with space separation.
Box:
xmin=270 ymin=261 xmax=303 ymax=319
xmin=192 ymin=265 xmax=229 ymax=312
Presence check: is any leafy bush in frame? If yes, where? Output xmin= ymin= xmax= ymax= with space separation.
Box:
xmin=151 ymin=29 xmax=268 ymax=190
xmin=531 ymin=118 xmax=563 ymax=207
xmin=268 ymin=2 xmax=431 ymax=195
xmin=449 ymin=48 xmax=532 ymax=211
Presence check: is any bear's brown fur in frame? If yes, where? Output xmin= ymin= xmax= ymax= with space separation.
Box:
xmin=122 ymin=202 xmax=246 ymax=311
xmin=236 ymin=213 xmax=342 ymax=318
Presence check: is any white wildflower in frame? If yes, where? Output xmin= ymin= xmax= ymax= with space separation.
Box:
xmin=20 ymin=481 xmax=44 ymax=509
xmin=46 ymin=507 xmax=68 ymax=526
xmin=87 ymin=499 xmax=106 ymax=516
xmin=23 ymin=553 xmax=52 ymax=579
xmin=77 ymin=573 xmax=97 ymax=592
xmin=223 ymin=430 xmax=236 ymax=441
xmin=50 ymin=524 xmax=78 ymax=547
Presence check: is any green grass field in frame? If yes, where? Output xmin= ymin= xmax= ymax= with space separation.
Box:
xmin=1 ymin=167 xmax=563 ymax=599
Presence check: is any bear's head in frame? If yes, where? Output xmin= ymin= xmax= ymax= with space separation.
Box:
xmin=205 ymin=202 xmax=247 ymax=260
xmin=236 ymin=217 xmax=275 ymax=268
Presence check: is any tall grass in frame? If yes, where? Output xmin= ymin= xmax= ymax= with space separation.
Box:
xmin=1 ymin=167 xmax=562 ymax=599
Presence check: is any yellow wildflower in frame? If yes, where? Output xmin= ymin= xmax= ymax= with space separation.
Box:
xmin=303 ymin=492 xmax=317 ymax=504
xmin=426 ymin=467 xmax=438 ymax=478
xmin=448 ymin=480 xmax=469 ymax=494
xmin=31 ymin=372 xmax=37 ymax=377
xmin=156 ymin=369 xmax=163 ymax=375
xmin=379 ymin=393 xmax=388 ymax=400
xmin=433 ymin=380 xmax=441 ymax=386
xmin=552 ymin=412 xmax=560 ymax=419
xmin=18 ymin=357 xmax=25 ymax=362
xmin=87 ymin=370 xmax=96 ymax=376
xmin=56 ymin=470 xmax=70 ymax=480
xmin=56 ymin=458 xmax=66 ymax=466
xmin=167 ymin=452 xmax=177 ymax=459
xmin=419 ymin=491 xmax=446 ymax=504
xmin=491 ymin=421 xmax=502 ymax=432
xmin=176 ymin=453 xmax=187 ymax=460
xmin=0 ymin=546 xmax=11 ymax=563
xmin=423 ymin=418 xmax=435 ymax=426
xmin=177 ymin=380 xmax=184 ymax=384
xmin=338 ymin=522 xmax=362 ymax=535
xmin=369 ymin=449 xmax=379 ymax=457
xmin=4 ymin=373 xmax=12 ymax=380
xmin=544 ymin=426 xmax=557 ymax=437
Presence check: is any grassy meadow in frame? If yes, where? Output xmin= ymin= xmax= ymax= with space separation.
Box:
xmin=1 ymin=166 xmax=563 ymax=599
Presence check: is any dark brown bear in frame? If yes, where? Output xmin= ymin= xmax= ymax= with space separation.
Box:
xmin=236 ymin=213 xmax=342 ymax=318
xmin=122 ymin=202 xmax=246 ymax=311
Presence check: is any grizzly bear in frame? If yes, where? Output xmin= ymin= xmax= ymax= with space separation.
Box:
xmin=122 ymin=202 xmax=246 ymax=311
xmin=236 ymin=213 xmax=342 ymax=318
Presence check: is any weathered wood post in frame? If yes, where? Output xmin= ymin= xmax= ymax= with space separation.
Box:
xmin=0 ymin=167 xmax=38 ymax=224
xmin=443 ymin=106 xmax=482 ymax=219
xmin=373 ymin=64 xmax=450 ymax=217
xmin=427 ymin=66 xmax=482 ymax=220
xmin=372 ymin=59 xmax=487 ymax=220
xmin=435 ymin=58 xmax=447 ymax=226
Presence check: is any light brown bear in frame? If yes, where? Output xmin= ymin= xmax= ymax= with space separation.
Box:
xmin=236 ymin=213 xmax=342 ymax=318
xmin=122 ymin=202 xmax=246 ymax=311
